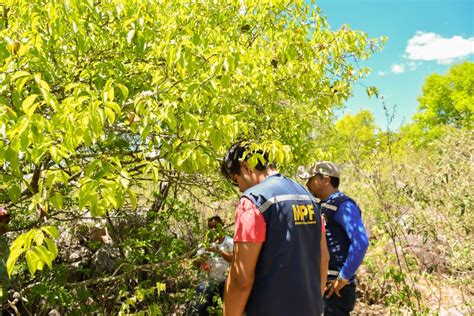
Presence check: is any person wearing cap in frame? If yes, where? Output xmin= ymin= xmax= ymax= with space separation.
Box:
xmin=298 ymin=162 xmax=369 ymax=316
xmin=0 ymin=207 xmax=11 ymax=310
xmin=221 ymin=142 xmax=329 ymax=316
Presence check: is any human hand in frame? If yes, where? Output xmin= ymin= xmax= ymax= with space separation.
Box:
xmin=325 ymin=278 xmax=348 ymax=298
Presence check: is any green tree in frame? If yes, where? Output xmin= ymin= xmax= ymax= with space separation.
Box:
xmin=0 ymin=0 xmax=383 ymax=295
xmin=414 ymin=61 xmax=473 ymax=129
xmin=400 ymin=61 xmax=473 ymax=147
xmin=312 ymin=110 xmax=379 ymax=163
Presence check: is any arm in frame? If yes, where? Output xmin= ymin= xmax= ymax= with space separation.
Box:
xmin=224 ymin=242 xmax=262 ymax=316
xmin=219 ymin=249 xmax=233 ymax=263
xmin=335 ymin=200 xmax=369 ymax=280
xmin=209 ymin=237 xmax=234 ymax=263
xmin=225 ymin=197 xmax=266 ymax=316
xmin=320 ymin=229 xmax=329 ymax=296
xmin=328 ymin=200 xmax=369 ymax=297
xmin=209 ymin=246 xmax=233 ymax=263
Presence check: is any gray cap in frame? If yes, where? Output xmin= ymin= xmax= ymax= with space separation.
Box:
xmin=297 ymin=161 xmax=340 ymax=179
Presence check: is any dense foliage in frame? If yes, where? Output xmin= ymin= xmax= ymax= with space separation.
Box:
xmin=400 ymin=61 xmax=473 ymax=147
xmin=0 ymin=0 xmax=471 ymax=314
xmin=0 ymin=0 xmax=387 ymax=314
xmin=415 ymin=61 xmax=473 ymax=129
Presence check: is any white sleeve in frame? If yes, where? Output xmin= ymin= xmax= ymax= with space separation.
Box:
xmin=221 ymin=236 xmax=234 ymax=252
xmin=196 ymin=247 xmax=206 ymax=256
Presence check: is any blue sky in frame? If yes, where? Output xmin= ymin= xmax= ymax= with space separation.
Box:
xmin=315 ymin=0 xmax=474 ymax=130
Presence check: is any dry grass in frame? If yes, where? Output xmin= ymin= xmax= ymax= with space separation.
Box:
xmin=344 ymin=127 xmax=473 ymax=313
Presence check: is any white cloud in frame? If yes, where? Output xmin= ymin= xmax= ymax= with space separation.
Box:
xmin=405 ymin=31 xmax=474 ymax=64
xmin=391 ymin=64 xmax=405 ymax=74
xmin=378 ymin=71 xmax=385 ymax=76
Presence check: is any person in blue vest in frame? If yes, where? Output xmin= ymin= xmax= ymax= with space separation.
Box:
xmin=298 ymin=161 xmax=369 ymax=316
xmin=220 ymin=142 xmax=329 ymax=316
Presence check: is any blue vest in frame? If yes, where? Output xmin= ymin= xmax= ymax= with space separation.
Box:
xmin=243 ymin=174 xmax=323 ymax=316
xmin=320 ymin=192 xmax=359 ymax=282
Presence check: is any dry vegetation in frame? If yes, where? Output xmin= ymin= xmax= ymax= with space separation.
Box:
xmin=345 ymin=127 xmax=473 ymax=314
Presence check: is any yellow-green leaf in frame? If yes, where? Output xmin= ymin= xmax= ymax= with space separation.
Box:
xmin=41 ymin=226 xmax=59 ymax=239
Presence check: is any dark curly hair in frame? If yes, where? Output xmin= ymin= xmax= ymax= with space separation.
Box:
xmin=220 ymin=142 xmax=270 ymax=179
xmin=208 ymin=215 xmax=223 ymax=228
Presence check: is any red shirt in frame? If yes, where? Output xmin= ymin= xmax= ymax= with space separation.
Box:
xmin=234 ymin=197 xmax=266 ymax=242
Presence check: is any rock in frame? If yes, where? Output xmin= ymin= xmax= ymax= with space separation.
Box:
xmin=48 ymin=309 xmax=61 ymax=316
xmin=403 ymin=234 xmax=448 ymax=273
xmin=90 ymin=245 xmax=122 ymax=275
xmin=63 ymin=244 xmax=92 ymax=267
